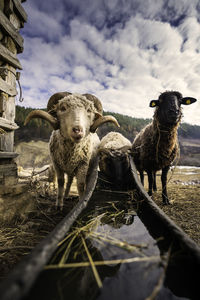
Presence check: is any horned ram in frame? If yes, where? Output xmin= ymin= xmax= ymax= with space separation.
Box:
xmin=25 ymin=92 xmax=119 ymax=209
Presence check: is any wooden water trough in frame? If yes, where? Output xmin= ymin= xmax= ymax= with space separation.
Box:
xmin=0 ymin=157 xmax=199 ymax=300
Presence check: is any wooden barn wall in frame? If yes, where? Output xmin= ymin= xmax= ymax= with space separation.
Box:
xmin=0 ymin=0 xmax=27 ymax=185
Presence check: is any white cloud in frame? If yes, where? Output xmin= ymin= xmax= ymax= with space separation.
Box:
xmin=178 ymin=17 xmax=200 ymax=52
xmin=23 ymin=3 xmax=63 ymax=41
xmin=19 ymin=0 xmax=200 ymax=125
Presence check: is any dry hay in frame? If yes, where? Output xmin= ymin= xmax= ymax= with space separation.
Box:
xmin=0 ymin=177 xmax=79 ymax=281
xmin=0 ymin=165 xmax=199 ymax=286
xmin=45 ymin=204 xmax=163 ymax=296
xmin=146 ymin=168 xmax=200 ymax=245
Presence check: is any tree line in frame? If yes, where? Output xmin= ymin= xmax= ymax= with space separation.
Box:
xmin=14 ymin=105 xmax=200 ymax=144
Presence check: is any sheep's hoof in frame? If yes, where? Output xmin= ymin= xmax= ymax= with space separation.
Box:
xmin=163 ymin=200 xmax=170 ymax=205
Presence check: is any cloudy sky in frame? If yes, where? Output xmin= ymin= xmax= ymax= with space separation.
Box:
xmin=19 ymin=0 xmax=200 ymax=125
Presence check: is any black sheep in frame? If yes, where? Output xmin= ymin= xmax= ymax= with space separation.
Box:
xmin=132 ymin=91 xmax=197 ymax=204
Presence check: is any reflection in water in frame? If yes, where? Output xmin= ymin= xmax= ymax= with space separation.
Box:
xmin=25 ymin=193 xmax=199 ymax=300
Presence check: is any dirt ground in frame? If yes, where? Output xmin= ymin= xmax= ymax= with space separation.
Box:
xmin=0 ymin=179 xmax=79 ymax=281
xmin=144 ymin=167 xmax=200 ymax=245
xmin=0 ymin=166 xmax=199 ymax=282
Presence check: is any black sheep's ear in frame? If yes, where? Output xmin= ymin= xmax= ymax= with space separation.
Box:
xmin=181 ymin=97 xmax=197 ymax=105
xmin=149 ymin=100 xmax=159 ymax=107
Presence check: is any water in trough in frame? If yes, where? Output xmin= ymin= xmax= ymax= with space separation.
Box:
xmin=25 ymin=190 xmax=199 ymax=300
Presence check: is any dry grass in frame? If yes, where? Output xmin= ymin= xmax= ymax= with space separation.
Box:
xmin=45 ymin=207 xmax=160 ymax=291
xmin=143 ymin=167 xmax=200 ymax=245
xmin=0 ymin=179 xmax=79 ymax=281
xmin=0 ymin=166 xmax=199 ymax=282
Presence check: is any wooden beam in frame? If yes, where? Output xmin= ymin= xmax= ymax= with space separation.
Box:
xmin=0 ymin=0 xmax=4 ymax=11
xmin=0 ymin=77 xmax=17 ymax=97
xmin=0 ymin=152 xmax=18 ymax=158
xmin=0 ymin=43 xmax=22 ymax=69
xmin=0 ymin=163 xmax=17 ymax=174
xmin=0 ymin=10 xmax=24 ymax=53
xmin=0 ymin=67 xmax=8 ymax=80
xmin=0 ymin=117 xmax=19 ymax=130
xmin=13 ymin=0 xmax=28 ymax=22
xmin=4 ymin=0 xmax=14 ymax=17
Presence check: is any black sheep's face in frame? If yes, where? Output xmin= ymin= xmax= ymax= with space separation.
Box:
xmin=158 ymin=94 xmax=182 ymax=125
xmin=149 ymin=92 xmax=197 ymax=126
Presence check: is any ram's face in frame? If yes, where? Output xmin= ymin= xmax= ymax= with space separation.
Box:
xmin=57 ymin=99 xmax=96 ymax=143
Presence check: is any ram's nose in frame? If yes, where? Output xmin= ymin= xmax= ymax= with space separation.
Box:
xmin=71 ymin=126 xmax=84 ymax=142
xmin=72 ymin=126 xmax=82 ymax=133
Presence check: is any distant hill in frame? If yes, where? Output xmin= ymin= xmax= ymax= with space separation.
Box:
xmin=15 ymin=105 xmax=200 ymax=143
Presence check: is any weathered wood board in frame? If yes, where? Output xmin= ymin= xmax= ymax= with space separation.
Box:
xmin=0 ymin=9 xmax=24 ymax=52
xmin=13 ymin=0 xmax=27 ymax=22
xmin=0 ymin=117 xmax=18 ymax=130
xmin=0 ymin=0 xmax=27 ymax=187
xmin=0 ymin=77 xmax=17 ymax=96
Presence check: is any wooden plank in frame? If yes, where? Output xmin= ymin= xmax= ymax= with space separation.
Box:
xmin=0 ymin=163 xmax=18 ymax=186
xmin=0 ymin=67 xmax=8 ymax=80
xmin=0 ymin=151 xmax=18 ymax=158
xmin=13 ymin=0 xmax=28 ymax=22
xmin=0 ymin=117 xmax=18 ymax=130
xmin=0 ymin=130 xmax=14 ymax=151
xmin=0 ymin=0 xmax=4 ymax=11
xmin=0 ymin=10 xmax=24 ymax=52
xmin=4 ymin=0 xmax=14 ymax=17
xmin=0 ymin=77 xmax=17 ymax=96
xmin=0 ymin=43 xmax=22 ymax=69
xmin=0 ymin=163 xmax=17 ymax=171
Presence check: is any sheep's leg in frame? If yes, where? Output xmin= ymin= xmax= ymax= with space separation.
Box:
xmin=139 ymin=171 xmax=144 ymax=185
xmin=56 ymin=170 xmax=65 ymax=210
xmin=153 ymin=171 xmax=157 ymax=191
xmin=48 ymin=164 xmax=56 ymax=183
xmin=161 ymin=166 xmax=170 ymax=205
xmin=64 ymin=175 xmax=74 ymax=199
xmin=147 ymin=170 xmax=153 ymax=196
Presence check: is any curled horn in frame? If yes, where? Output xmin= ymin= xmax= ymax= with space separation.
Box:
xmin=90 ymin=114 xmax=120 ymax=133
xmin=24 ymin=92 xmax=72 ymax=130
xmin=47 ymin=92 xmax=72 ymax=115
xmin=24 ymin=110 xmax=59 ymax=130
xmin=83 ymin=94 xmax=119 ymax=132
xmin=83 ymin=93 xmax=103 ymax=114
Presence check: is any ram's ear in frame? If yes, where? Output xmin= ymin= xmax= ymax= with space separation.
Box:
xmin=149 ymin=100 xmax=159 ymax=107
xmin=181 ymin=97 xmax=197 ymax=105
